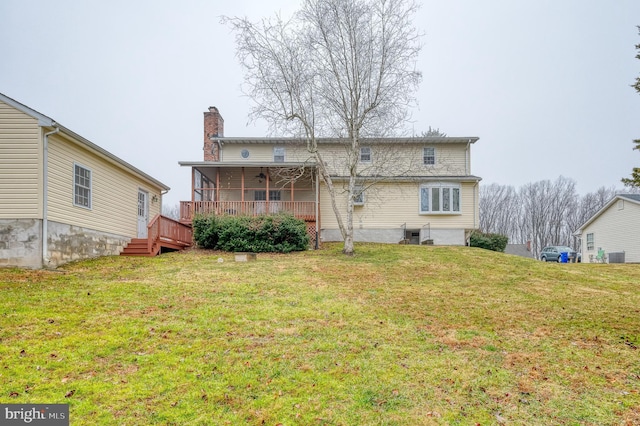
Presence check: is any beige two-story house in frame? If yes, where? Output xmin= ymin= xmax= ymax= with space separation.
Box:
xmin=179 ymin=107 xmax=481 ymax=246
xmin=0 ymin=92 xmax=171 ymax=268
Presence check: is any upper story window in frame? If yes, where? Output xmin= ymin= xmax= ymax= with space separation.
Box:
xmin=423 ymin=147 xmax=435 ymax=166
xmin=273 ymin=147 xmax=285 ymax=162
xmin=360 ymin=147 xmax=372 ymax=163
xmin=74 ymin=163 xmax=92 ymax=209
xmin=420 ymin=183 xmax=460 ymax=214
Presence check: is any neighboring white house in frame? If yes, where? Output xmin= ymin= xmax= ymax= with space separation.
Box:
xmin=178 ymin=106 xmax=482 ymax=247
xmin=0 ymin=92 xmax=171 ymax=268
xmin=575 ymin=194 xmax=640 ymax=263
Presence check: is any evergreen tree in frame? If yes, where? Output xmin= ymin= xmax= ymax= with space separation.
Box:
xmin=622 ymin=26 xmax=640 ymax=188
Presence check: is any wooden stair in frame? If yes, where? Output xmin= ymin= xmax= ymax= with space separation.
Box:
xmin=120 ymin=215 xmax=193 ymax=257
xmin=121 ymin=238 xmax=158 ymax=257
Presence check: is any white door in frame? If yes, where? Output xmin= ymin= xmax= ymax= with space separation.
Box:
xmin=137 ymin=190 xmax=149 ymax=238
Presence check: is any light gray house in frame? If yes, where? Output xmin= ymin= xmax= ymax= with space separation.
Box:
xmin=575 ymin=194 xmax=640 ymax=263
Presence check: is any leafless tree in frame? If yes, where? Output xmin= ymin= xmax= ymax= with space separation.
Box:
xmin=480 ymin=178 xmax=632 ymax=258
xmin=479 ymin=183 xmax=519 ymax=238
xmin=223 ymin=0 xmax=422 ymax=255
xmin=162 ymin=203 xmax=180 ymax=220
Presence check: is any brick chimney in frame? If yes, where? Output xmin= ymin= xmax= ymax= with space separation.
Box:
xmin=204 ymin=106 xmax=224 ymax=161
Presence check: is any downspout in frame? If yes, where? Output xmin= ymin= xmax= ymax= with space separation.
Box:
xmin=42 ymin=125 xmax=60 ymax=266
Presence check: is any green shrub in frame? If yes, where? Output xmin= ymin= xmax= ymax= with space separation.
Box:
xmin=469 ymin=231 xmax=508 ymax=252
xmin=193 ymin=214 xmax=310 ymax=253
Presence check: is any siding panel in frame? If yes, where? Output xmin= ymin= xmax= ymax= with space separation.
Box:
xmin=47 ymin=134 xmax=162 ymax=237
xmin=582 ymin=200 xmax=640 ymax=263
xmin=0 ymin=100 xmax=41 ymax=219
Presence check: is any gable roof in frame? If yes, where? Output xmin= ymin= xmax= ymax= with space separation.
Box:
xmin=575 ymin=193 xmax=640 ymax=233
xmin=0 ymin=92 xmax=170 ymax=191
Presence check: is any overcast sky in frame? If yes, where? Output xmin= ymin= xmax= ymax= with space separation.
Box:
xmin=2 ymin=0 xmax=639 ymax=208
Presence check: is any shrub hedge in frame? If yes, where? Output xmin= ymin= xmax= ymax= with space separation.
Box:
xmin=193 ymin=214 xmax=310 ymax=253
xmin=469 ymin=231 xmax=508 ymax=252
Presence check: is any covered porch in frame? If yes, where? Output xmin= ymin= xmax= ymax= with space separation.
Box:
xmin=178 ymin=163 xmax=319 ymax=243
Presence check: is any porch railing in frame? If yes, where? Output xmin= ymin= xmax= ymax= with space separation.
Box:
xmin=147 ymin=214 xmax=193 ymax=253
xmin=180 ymin=201 xmax=316 ymax=223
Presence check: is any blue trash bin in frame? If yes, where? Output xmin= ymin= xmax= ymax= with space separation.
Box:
xmin=560 ymin=252 xmax=568 ymax=263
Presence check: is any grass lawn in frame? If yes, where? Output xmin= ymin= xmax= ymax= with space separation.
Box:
xmin=1 ymin=243 xmax=639 ymax=425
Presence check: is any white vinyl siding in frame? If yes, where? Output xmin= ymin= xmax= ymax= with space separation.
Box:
xmin=47 ymin=134 xmax=161 ymax=237
xmin=0 ymin=100 xmax=42 ymax=219
xmin=221 ymin=142 xmax=469 ymax=176
xmin=319 ymin=181 xmax=477 ymax=230
xmin=581 ymin=199 xmax=640 ymax=263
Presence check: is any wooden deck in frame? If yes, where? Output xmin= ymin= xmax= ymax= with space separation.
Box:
xmin=179 ymin=201 xmax=316 ymax=223
xmin=121 ymin=215 xmax=193 ymax=256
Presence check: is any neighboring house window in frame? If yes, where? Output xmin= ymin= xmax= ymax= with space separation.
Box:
xmin=353 ymin=185 xmax=365 ymax=206
xmin=273 ymin=147 xmax=285 ymax=162
xmin=360 ymin=147 xmax=372 ymax=163
xmin=586 ymin=233 xmax=594 ymax=251
xmin=74 ymin=163 xmax=92 ymax=209
xmin=420 ymin=184 xmax=460 ymax=213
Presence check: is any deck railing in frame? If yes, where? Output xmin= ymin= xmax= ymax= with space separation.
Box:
xmin=147 ymin=214 xmax=194 ymax=253
xmin=180 ymin=201 xmax=316 ymax=222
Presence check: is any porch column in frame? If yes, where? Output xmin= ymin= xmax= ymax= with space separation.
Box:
xmin=241 ymin=167 xmax=245 ymax=214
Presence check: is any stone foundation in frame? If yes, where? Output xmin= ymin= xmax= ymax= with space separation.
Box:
xmin=0 ymin=219 xmax=43 ymax=269
xmin=0 ymin=219 xmax=131 ymax=269
xmin=46 ymin=221 xmax=130 ymax=268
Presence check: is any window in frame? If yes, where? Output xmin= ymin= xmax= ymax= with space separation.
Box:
xmin=423 ymin=147 xmax=435 ymax=165
xmin=420 ymin=184 xmax=460 ymax=214
xmin=273 ymin=147 xmax=285 ymax=162
xmin=74 ymin=163 xmax=92 ymax=209
xmin=586 ymin=233 xmax=594 ymax=251
xmin=353 ymin=185 xmax=365 ymax=206
xmin=241 ymin=149 xmax=250 ymax=159
xmin=360 ymin=147 xmax=371 ymax=163
xmin=254 ymin=190 xmax=281 ymax=201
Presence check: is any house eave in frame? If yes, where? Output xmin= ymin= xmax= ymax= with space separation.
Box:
xmin=210 ymin=136 xmax=480 ymax=145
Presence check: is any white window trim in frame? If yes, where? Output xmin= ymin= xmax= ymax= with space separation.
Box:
xmin=73 ymin=162 xmax=92 ymax=210
xmin=419 ymin=183 xmax=461 ymax=214
xmin=353 ymin=185 xmax=365 ymax=206
xmin=273 ymin=146 xmax=285 ymax=162
xmin=586 ymin=233 xmax=594 ymax=251
xmin=423 ymin=147 xmax=436 ymax=166
xmin=360 ymin=146 xmax=372 ymax=163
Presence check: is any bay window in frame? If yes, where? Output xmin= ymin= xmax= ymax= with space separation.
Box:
xmin=420 ymin=184 xmax=460 ymax=214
